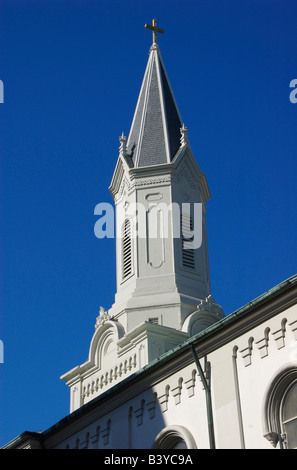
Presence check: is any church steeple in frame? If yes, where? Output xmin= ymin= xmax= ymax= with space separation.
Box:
xmin=126 ymin=26 xmax=182 ymax=168
xmin=62 ymin=21 xmax=225 ymax=412
xmin=108 ymin=24 xmax=219 ymax=333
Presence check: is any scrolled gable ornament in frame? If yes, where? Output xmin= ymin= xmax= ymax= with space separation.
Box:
xmin=95 ymin=307 xmax=111 ymax=330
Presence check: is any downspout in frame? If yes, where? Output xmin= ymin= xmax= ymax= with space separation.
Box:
xmin=190 ymin=344 xmax=216 ymax=449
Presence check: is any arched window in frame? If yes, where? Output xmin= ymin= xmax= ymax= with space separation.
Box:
xmin=122 ymin=219 xmax=132 ymax=280
xmin=153 ymin=425 xmax=197 ymax=449
xmin=281 ymin=381 xmax=297 ymax=449
xmin=263 ymin=366 xmax=297 ymax=449
xmin=181 ymin=212 xmax=195 ymax=269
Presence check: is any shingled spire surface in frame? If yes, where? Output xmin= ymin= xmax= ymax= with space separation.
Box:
xmin=126 ymin=44 xmax=183 ymax=168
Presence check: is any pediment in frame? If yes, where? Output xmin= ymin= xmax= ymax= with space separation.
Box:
xmin=173 ymin=145 xmax=211 ymax=202
xmin=182 ymin=295 xmax=225 ymax=336
xmin=109 ymin=154 xmax=132 ymax=200
xmin=88 ymin=319 xmax=125 ymax=369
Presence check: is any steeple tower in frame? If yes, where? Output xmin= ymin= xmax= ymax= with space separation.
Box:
xmin=61 ymin=22 xmax=224 ymax=412
xmin=108 ymin=23 xmax=224 ymax=331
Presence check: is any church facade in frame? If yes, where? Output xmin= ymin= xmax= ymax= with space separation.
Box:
xmin=4 ymin=21 xmax=297 ymax=450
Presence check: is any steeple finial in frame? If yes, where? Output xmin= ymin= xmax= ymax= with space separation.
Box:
xmin=119 ymin=132 xmax=127 ymax=155
xmin=145 ymin=19 xmax=164 ymax=44
xmin=180 ymin=124 xmax=189 ymax=147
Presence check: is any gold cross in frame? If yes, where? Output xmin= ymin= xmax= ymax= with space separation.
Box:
xmin=145 ymin=19 xmax=164 ymax=44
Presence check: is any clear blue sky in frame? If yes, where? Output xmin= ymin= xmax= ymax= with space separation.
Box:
xmin=0 ymin=0 xmax=296 ymax=447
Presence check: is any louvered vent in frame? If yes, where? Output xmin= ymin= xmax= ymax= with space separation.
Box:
xmin=181 ymin=213 xmax=195 ymax=269
xmin=122 ymin=219 xmax=132 ymax=280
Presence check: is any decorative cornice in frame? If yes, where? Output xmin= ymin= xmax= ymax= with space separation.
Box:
xmin=131 ymin=175 xmax=172 ymax=188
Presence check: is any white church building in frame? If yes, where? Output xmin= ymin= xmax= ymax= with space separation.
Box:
xmin=4 ymin=21 xmax=297 ymax=450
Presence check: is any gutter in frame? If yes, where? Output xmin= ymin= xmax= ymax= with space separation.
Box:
xmin=190 ymin=344 xmax=216 ymax=449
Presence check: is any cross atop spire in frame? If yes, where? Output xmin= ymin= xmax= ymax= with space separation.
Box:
xmin=145 ymin=19 xmax=164 ymax=44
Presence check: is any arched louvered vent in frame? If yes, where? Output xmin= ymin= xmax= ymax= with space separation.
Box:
xmin=181 ymin=212 xmax=195 ymax=269
xmin=122 ymin=219 xmax=132 ymax=280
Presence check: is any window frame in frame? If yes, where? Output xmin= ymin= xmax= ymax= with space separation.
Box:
xmin=263 ymin=366 xmax=297 ymax=449
xmin=280 ymin=379 xmax=297 ymax=449
xmin=152 ymin=425 xmax=197 ymax=449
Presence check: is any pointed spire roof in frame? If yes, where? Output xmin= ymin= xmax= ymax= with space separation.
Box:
xmin=126 ymin=43 xmax=183 ymax=168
